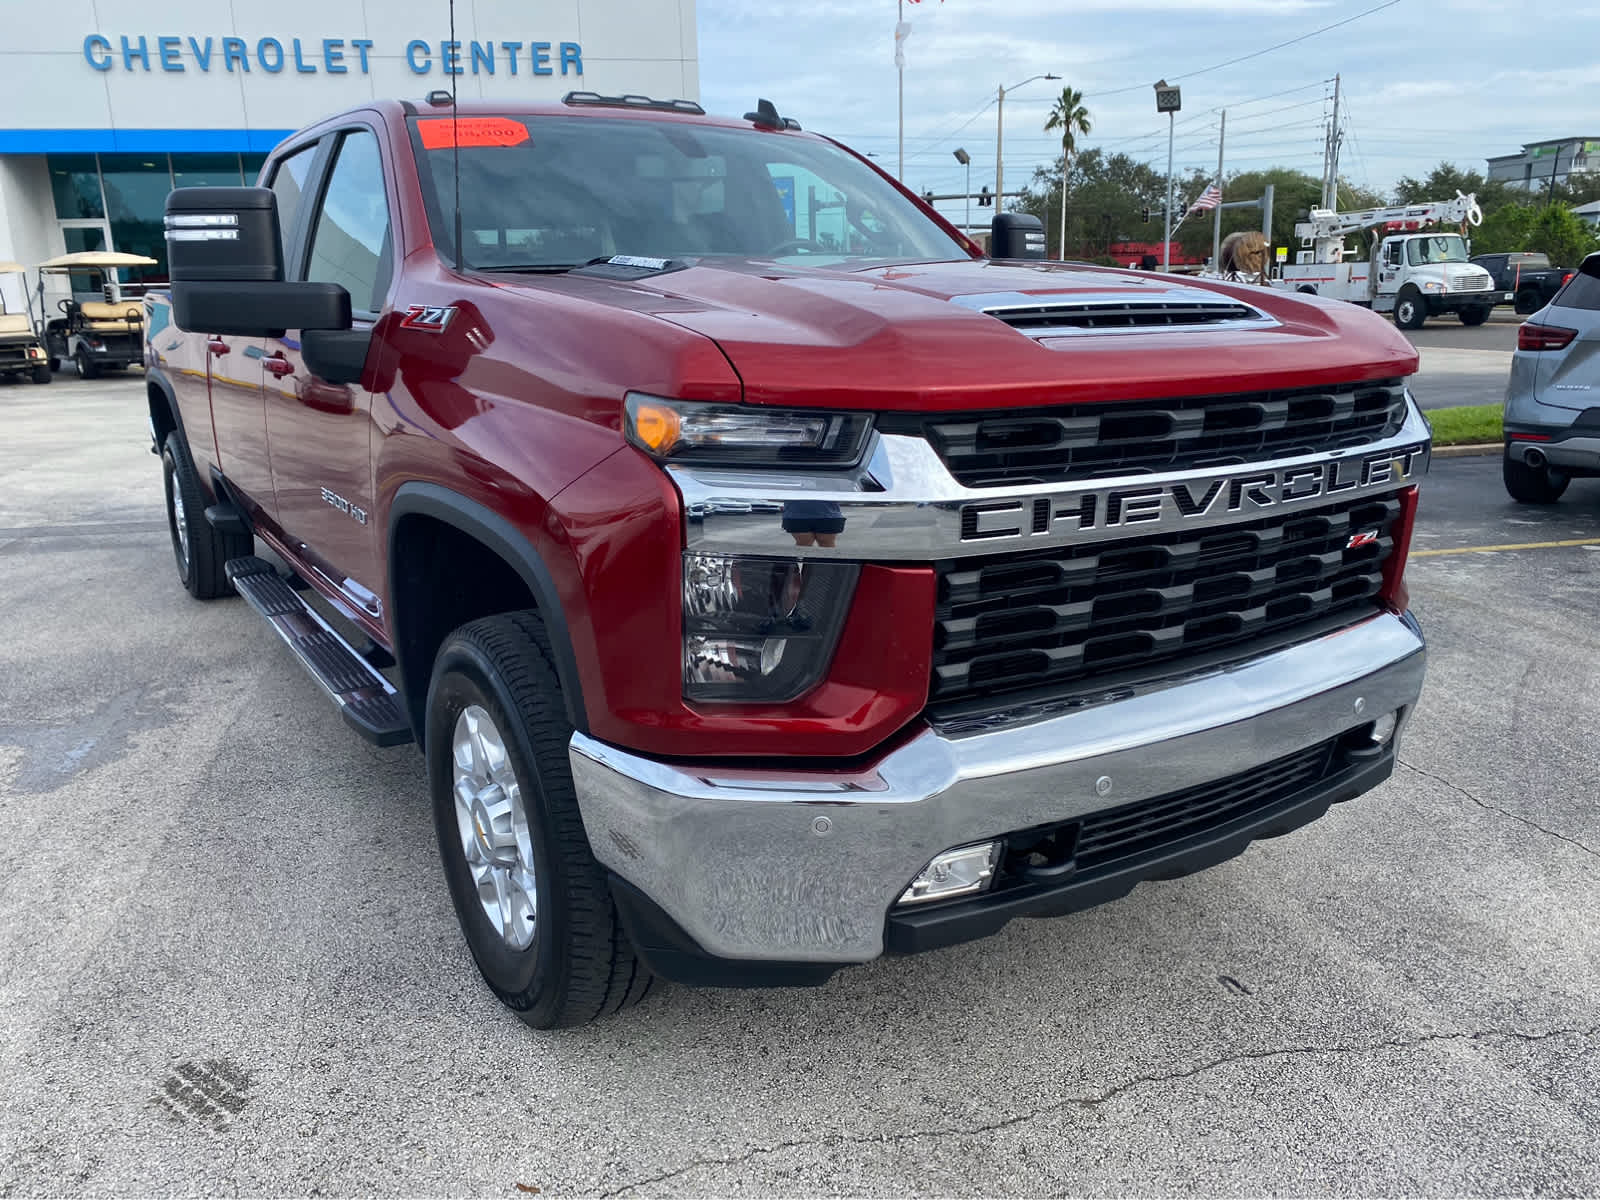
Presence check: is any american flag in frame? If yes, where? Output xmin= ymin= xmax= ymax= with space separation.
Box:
xmin=1187 ymin=184 xmax=1223 ymax=215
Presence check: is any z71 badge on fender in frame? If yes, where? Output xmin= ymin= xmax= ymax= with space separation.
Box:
xmin=399 ymin=304 xmax=456 ymax=332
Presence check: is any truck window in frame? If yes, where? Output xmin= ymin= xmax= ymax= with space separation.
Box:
xmin=267 ymin=147 xmax=316 ymax=274
xmin=1407 ymin=235 xmax=1468 ymax=266
xmin=408 ymin=115 xmax=963 ymax=270
xmin=305 ymin=130 xmax=393 ymax=315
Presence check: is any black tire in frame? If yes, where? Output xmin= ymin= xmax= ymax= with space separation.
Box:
xmin=1296 ymin=285 xmax=1317 ymax=295
xmin=48 ymin=357 xmax=60 ymax=373
xmin=427 ymin=611 xmax=653 ymax=1028
xmin=1514 ymin=289 xmax=1541 ymax=315
xmin=161 ymin=431 xmax=251 ymax=599
xmin=1503 ymin=453 xmax=1570 ymax=504
xmin=31 ymin=364 xmax=51 ymax=384
xmin=1393 ymin=287 xmax=1427 ymax=330
xmin=74 ymin=348 xmax=98 ymax=380
xmin=1459 ymin=305 xmax=1491 ymax=327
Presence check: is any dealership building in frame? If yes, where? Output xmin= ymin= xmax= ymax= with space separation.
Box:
xmin=0 ymin=0 xmax=699 ymax=315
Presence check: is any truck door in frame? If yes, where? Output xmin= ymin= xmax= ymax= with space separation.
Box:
xmin=1377 ymin=238 xmax=1404 ymax=299
xmin=208 ymin=143 xmax=319 ymax=521
xmin=263 ymin=125 xmax=394 ymax=626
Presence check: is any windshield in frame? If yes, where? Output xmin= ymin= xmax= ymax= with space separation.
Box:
xmin=408 ymin=115 xmax=965 ymax=270
xmin=1407 ymin=235 xmax=1469 ymax=266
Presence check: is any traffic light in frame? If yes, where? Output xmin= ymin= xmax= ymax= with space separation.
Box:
xmin=1142 ymin=207 xmax=1151 ymax=223
xmin=979 ymin=186 xmax=992 ymax=208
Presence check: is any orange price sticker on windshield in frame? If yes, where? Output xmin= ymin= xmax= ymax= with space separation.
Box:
xmin=417 ymin=117 xmax=530 ymax=150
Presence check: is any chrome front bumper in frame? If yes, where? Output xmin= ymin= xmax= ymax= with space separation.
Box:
xmin=569 ymin=610 xmax=1426 ymax=966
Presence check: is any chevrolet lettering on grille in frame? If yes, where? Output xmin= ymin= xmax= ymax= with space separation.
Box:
xmin=962 ymin=445 xmax=1428 ymax=542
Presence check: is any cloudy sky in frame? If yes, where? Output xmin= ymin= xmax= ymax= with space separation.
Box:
xmin=698 ymin=0 xmax=1599 ymax=224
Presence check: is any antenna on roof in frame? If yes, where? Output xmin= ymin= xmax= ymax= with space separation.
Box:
xmin=449 ymin=0 xmax=463 ymax=270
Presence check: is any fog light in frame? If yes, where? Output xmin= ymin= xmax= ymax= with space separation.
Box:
xmin=898 ymin=842 xmax=1001 ymax=906
xmin=1367 ymin=709 xmax=1400 ymax=745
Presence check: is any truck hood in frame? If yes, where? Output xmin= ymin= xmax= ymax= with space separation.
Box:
xmin=509 ymin=257 xmax=1420 ymax=411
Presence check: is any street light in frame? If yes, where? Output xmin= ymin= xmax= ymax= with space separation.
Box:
xmin=1154 ymin=79 xmax=1182 ymax=272
xmin=995 ymin=73 xmax=1059 ymax=216
xmin=953 ymin=147 xmax=971 ymax=234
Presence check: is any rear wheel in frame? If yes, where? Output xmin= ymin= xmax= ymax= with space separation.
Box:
xmin=161 ymin=431 xmax=252 ymax=598
xmin=74 ymin=348 xmax=98 ymax=380
xmin=1393 ymin=288 xmax=1427 ymax=330
xmin=1514 ymin=289 xmax=1541 ymax=315
xmin=427 ymin=612 xmax=654 ymax=1028
xmin=1503 ymin=453 xmax=1570 ymax=504
xmin=1459 ymin=305 xmax=1491 ymax=326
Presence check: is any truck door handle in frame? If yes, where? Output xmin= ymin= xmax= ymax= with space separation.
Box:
xmin=207 ymin=339 xmax=229 ymax=357
xmin=264 ymin=355 xmax=295 ymax=378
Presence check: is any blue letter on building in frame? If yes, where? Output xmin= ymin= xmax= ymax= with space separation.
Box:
xmin=121 ymin=36 xmax=151 ymax=71
xmin=405 ymin=39 xmax=431 ymax=73
xmin=222 ymin=37 xmax=249 ymax=71
xmin=500 ymin=41 xmax=522 ymax=75
xmin=530 ymin=42 xmax=552 ymax=76
xmin=442 ymin=40 xmax=462 ymax=75
xmin=292 ymin=38 xmax=316 ymax=72
xmin=323 ymin=39 xmax=347 ymax=73
xmin=83 ymin=35 xmax=112 ymax=71
xmin=188 ymin=37 xmax=214 ymax=70
xmin=351 ymin=39 xmax=373 ymax=72
xmin=158 ymin=36 xmax=184 ymax=71
xmin=560 ymin=43 xmax=583 ymax=75
xmin=258 ymin=37 xmax=285 ymax=73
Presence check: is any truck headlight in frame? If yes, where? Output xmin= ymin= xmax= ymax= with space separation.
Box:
xmin=1422 ymin=282 xmax=1443 ymax=293
xmin=682 ymin=553 xmax=858 ymax=702
xmin=626 ymin=393 xmax=873 ymax=468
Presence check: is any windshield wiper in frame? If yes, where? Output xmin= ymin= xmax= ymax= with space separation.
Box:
xmin=472 ymin=263 xmax=577 ymax=274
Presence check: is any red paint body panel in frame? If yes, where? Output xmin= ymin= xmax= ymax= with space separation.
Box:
xmin=154 ymin=98 xmax=1421 ymax=761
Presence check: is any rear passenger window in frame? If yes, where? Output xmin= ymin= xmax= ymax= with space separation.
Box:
xmin=1556 ymin=268 xmax=1600 ymax=311
xmin=306 ymin=130 xmax=393 ymax=315
xmin=268 ymin=147 xmax=315 ymax=274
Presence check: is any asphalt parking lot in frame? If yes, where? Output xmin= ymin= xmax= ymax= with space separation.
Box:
xmin=1403 ymin=306 xmax=1519 ymax=411
xmin=2 ymin=370 xmax=1597 ymax=1197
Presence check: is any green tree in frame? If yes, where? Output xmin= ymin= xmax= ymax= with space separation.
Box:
xmin=1043 ymin=87 xmax=1092 ymax=262
xmin=1394 ymin=161 xmax=1514 ymax=216
xmin=1529 ymin=203 xmax=1600 ymax=266
xmin=1471 ymin=203 xmax=1538 ymax=255
xmin=1016 ymin=148 xmax=1167 ymax=258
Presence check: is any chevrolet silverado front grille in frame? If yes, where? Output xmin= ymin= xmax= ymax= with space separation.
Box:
xmin=878 ymin=380 xmax=1407 ymax=487
xmin=931 ymin=494 xmax=1399 ymax=704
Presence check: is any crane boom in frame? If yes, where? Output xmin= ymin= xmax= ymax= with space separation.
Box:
xmin=1295 ymin=192 xmax=1484 ymax=242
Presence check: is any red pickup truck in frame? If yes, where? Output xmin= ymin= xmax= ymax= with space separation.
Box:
xmin=146 ymin=92 xmax=1429 ymax=1027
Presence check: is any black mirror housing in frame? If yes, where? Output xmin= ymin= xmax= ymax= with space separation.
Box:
xmin=990 ymin=212 xmax=1047 ymax=261
xmin=164 ymin=186 xmax=352 ymax=337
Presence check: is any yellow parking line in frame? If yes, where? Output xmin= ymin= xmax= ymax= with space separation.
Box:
xmin=1413 ymin=537 xmax=1600 ymax=557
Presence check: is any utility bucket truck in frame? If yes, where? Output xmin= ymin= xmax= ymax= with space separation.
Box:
xmin=1277 ymin=194 xmax=1496 ymax=329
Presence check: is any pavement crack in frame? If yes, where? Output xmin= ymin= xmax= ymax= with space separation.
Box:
xmin=1399 ymin=759 xmax=1600 ymax=860
xmin=592 ymin=1025 xmax=1599 ymax=1196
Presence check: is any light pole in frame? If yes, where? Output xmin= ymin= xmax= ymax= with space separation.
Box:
xmin=994 ymin=73 xmax=1059 ymax=215
xmin=1154 ymin=80 xmax=1182 ymax=272
xmin=953 ymin=147 xmax=971 ymax=233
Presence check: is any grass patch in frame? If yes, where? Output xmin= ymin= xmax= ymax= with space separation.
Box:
xmin=1427 ymin=403 xmax=1502 ymax=446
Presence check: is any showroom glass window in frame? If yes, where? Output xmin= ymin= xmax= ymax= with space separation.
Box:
xmin=171 ymin=154 xmax=244 ymax=189
xmin=99 ymin=155 xmax=173 ymax=285
xmin=49 ymin=155 xmax=104 ymax=219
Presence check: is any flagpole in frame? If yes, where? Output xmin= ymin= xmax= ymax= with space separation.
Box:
xmin=896 ymin=0 xmax=904 ymax=180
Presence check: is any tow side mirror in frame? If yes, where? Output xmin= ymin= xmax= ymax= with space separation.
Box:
xmin=990 ymin=212 xmax=1047 ymax=261
xmin=164 ymin=186 xmax=351 ymax=337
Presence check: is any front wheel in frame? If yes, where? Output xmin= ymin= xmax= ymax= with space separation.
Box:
xmin=1459 ymin=305 xmax=1491 ymax=327
xmin=427 ymin=612 xmax=654 ymax=1028
xmin=1393 ymin=288 xmax=1427 ymax=330
xmin=31 ymin=364 xmax=51 ymax=384
xmin=1503 ymin=453 xmax=1570 ymax=504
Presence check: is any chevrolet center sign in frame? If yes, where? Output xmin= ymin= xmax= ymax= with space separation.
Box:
xmin=81 ymin=35 xmax=585 ymax=77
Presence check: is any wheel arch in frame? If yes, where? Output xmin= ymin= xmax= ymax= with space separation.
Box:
xmin=387 ymin=482 xmax=589 ymax=738
xmin=145 ymin=368 xmax=186 ymax=453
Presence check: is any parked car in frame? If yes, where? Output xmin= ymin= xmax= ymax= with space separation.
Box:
xmin=144 ymin=93 xmax=1431 ymax=1027
xmin=1503 ymin=251 xmax=1600 ymax=502
xmin=1471 ymin=251 xmax=1573 ymax=315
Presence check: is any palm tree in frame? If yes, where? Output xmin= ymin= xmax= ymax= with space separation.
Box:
xmin=1044 ymin=87 xmax=1092 ymax=260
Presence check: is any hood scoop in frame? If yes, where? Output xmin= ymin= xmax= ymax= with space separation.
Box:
xmin=952 ymin=289 xmax=1276 ymax=339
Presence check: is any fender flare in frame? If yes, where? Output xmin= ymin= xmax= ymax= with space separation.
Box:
xmin=144 ymin=367 xmax=188 ymax=454
xmin=387 ymin=482 xmax=589 ymax=735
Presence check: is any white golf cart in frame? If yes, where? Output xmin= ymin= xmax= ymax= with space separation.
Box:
xmin=0 ymin=261 xmax=51 ymax=384
xmin=37 ymin=251 xmax=157 ymax=379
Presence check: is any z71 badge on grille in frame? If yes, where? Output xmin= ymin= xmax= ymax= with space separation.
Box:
xmin=1347 ymin=530 xmax=1380 ymax=549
